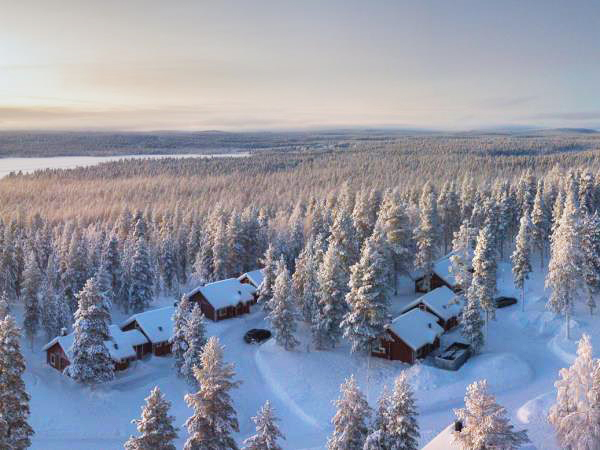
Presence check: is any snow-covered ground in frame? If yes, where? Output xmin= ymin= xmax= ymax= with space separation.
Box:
xmin=23 ymin=259 xmax=600 ymax=449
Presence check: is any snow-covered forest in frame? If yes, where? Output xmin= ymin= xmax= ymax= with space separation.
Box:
xmin=2 ymin=132 xmax=600 ymax=448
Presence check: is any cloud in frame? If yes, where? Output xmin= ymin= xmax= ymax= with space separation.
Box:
xmin=526 ymin=111 xmax=600 ymax=121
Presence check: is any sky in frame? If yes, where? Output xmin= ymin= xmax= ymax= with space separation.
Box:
xmin=1 ymin=0 xmax=600 ymax=131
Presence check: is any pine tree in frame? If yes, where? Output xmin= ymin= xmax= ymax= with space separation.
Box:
xmin=548 ymin=334 xmax=600 ymax=449
xmin=22 ymin=248 xmax=42 ymax=349
xmin=461 ymin=294 xmax=485 ymax=354
xmin=0 ymin=315 xmax=34 ymax=449
xmin=101 ymin=232 xmax=124 ymax=308
xmin=314 ymin=240 xmax=348 ymax=350
xmin=329 ymin=206 xmax=360 ymax=273
xmin=258 ymin=244 xmax=278 ymax=314
xmin=512 ymin=214 xmax=533 ymax=312
xmin=386 ymin=372 xmax=420 ymax=450
xmin=551 ymin=189 xmax=565 ymax=234
xmin=453 ymin=380 xmax=529 ymax=450
xmin=129 ymin=235 xmax=154 ymax=313
xmin=581 ymin=212 xmax=600 ymax=315
xmin=353 ymin=189 xmax=376 ymax=249
xmin=327 ymin=375 xmax=371 ymax=450
xmin=181 ymin=304 xmax=208 ymax=387
xmin=171 ymin=294 xmax=193 ymax=376
xmin=267 ymin=262 xmax=299 ymax=351
xmin=414 ymin=182 xmax=439 ymax=292
xmin=191 ymin=229 xmax=213 ymax=285
xmin=62 ymin=228 xmax=88 ymax=312
xmin=468 ymin=225 xmax=497 ymax=333
xmin=0 ymin=230 xmax=19 ymax=302
xmin=342 ymin=231 xmax=391 ymax=354
xmin=242 ymin=400 xmax=285 ymax=450
xmin=438 ymin=181 xmax=461 ymax=254
xmin=125 ymin=386 xmax=179 ymax=450
xmin=66 ymin=277 xmax=114 ymax=384
xmin=184 ymin=336 xmax=241 ymax=450
xmin=0 ymin=290 xmax=9 ymax=320
xmin=449 ymin=220 xmax=477 ymax=294
xmin=531 ymin=180 xmax=550 ymax=269
xmin=546 ymin=194 xmax=586 ymax=338
xmin=212 ymin=219 xmax=230 ymax=281
xmin=40 ymin=278 xmax=71 ymax=341
xmin=579 ymin=169 xmax=596 ymax=214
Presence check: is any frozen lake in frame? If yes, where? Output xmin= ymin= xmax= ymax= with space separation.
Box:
xmin=0 ymin=152 xmax=248 ymax=178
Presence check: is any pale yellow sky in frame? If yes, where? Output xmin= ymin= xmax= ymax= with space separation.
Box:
xmin=1 ymin=0 xmax=599 ymax=130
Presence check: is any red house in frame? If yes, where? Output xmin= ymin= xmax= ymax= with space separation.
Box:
xmin=120 ymin=306 xmax=175 ymax=356
xmin=400 ymin=286 xmax=463 ymax=331
xmin=414 ymin=252 xmax=462 ymax=293
xmin=187 ymin=278 xmax=257 ymax=321
xmin=372 ymin=309 xmax=445 ymax=364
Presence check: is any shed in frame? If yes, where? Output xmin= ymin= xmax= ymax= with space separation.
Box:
xmin=372 ymin=309 xmax=444 ymax=364
xmin=414 ymin=252 xmax=463 ymax=293
xmin=401 ymin=286 xmax=462 ymax=330
xmin=120 ymin=306 xmax=175 ymax=356
xmin=238 ymin=269 xmax=265 ymax=293
xmin=187 ymin=278 xmax=256 ymax=321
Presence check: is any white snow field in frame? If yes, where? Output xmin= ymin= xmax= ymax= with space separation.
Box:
xmin=24 ymin=260 xmax=598 ymax=449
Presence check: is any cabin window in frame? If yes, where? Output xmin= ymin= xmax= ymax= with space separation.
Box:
xmin=374 ymin=341 xmax=386 ymax=354
xmin=217 ymin=308 xmax=227 ymax=318
xmin=50 ymin=353 xmax=56 ymax=366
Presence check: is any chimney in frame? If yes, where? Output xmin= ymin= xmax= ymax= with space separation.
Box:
xmin=60 ymin=327 xmax=67 ymax=336
xmin=454 ymin=420 xmax=463 ymax=432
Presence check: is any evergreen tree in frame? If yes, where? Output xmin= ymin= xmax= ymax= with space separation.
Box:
xmin=258 ymin=244 xmax=278 ymax=314
xmin=181 ymin=304 xmax=208 ymax=387
xmin=160 ymin=224 xmax=177 ymax=294
xmin=129 ymin=235 xmax=154 ymax=313
xmin=314 ymin=241 xmax=348 ymax=350
xmin=531 ymin=180 xmax=550 ymax=268
xmin=62 ymin=228 xmax=88 ymax=312
xmin=125 ymin=386 xmax=179 ymax=450
xmin=551 ymin=189 xmax=565 ymax=234
xmin=40 ymin=278 xmax=71 ymax=341
xmin=0 ymin=290 xmax=9 ymax=320
xmin=511 ymin=214 xmax=533 ymax=312
xmin=438 ymin=181 xmax=461 ymax=254
xmin=212 ymin=219 xmax=230 ymax=281
xmin=102 ymin=232 xmax=124 ymax=309
xmin=171 ymin=294 xmax=193 ymax=376
xmin=329 ymin=206 xmax=360 ymax=274
xmin=327 ymin=375 xmax=371 ymax=450
xmin=581 ymin=212 xmax=600 ymax=315
xmin=548 ymin=334 xmax=600 ymax=449
xmin=386 ymin=372 xmax=420 ymax=450
xmin=449 ymin=220 xmax=477 ymax=294
xmin=468 ymin=225 xmax=497 ymax=332
xmin=461 ymin=294 xmax=485 ymax=354
xmin=226 ymin=211 xmax=245 ymax=277
xmin=66 ymin=277 xmax=114 ymax=384
xmin=414 ymin=182 xmax=439 ymax=292
xmin=267 ymin=262 xmax=299 ymax=351
xmin=22 ymin=248 xmax=42 ymax=349
xmin=0 ymin=315 xmax=34 ymax=449
xmin=342 ymin=231 xmax=391 ymax=354
xmin=546 ymin=194 xmax=586 ymax=338
xmin=579 ymin=170 xmax=596 ymax=214
xmin=0 ymin=230 xmax=18 ymax=301
xmin=242 ymin=401 xmax=285 ymax=450
xmin=184 ymin=336 xmax=241 ymax=450
xmin=353 ymin=188 xmax=375 ymax=249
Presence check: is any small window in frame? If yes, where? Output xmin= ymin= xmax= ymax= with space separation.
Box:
xmin=217 ymin=308 xmax=227 ymax=318
xmin=114 ymin=343 xmax=119 ymax=349
xmin=374 ymin=341 xmax=386 ymax=354
xmin=50 ymin=354 xmax=56 ymax=366
xmin=158 ymin=326 xmax=163 ymax=331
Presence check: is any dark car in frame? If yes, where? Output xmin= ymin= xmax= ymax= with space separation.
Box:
xmin=244 ymin=329 xmax=272 ymax=344
xmin=494 ymin=296 xmax=518 ymax=308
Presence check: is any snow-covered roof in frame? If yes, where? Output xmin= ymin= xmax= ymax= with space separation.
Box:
xmin=433 ymin=252 xmax=458 ymax=287
xmin=189 ymin=278 xmax=256 ymax=310
xmin=401 ymin=286 xmax=462 ymax=321
xmin=238 ymin=269 xmax=265 ymax=289
xmin=120 ymin=306 xmax=175 ymax=344
xmin=43 ymin=325 xmax=148 ymax=363
xmin=386 ymin=308 xmax=444 ymax=351
xmin=421 ymin=424 xmax=461 ymax=449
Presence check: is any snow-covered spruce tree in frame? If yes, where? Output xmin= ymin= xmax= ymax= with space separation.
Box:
xmin=226 ymin=210 xmax=244 ymax=277
xmin=551 ymin=189 xmax=565 ymax=234
xmin=313 ymin=240 xmax=348 ymax=350
xmin=171 ymin=294 xmax=193 ymax=376
xmin=267 ymin=262 xmax=299 ymax=351
xmin=548 ymin=334 xmax=600 ymax=449
xmin=66 ymin=277 xmax=114 ymax=384
xmin=511 ymin=214 xmax=533 ymax=312
xmin=449 ymin=220 xmax=477 ymax=294
xmin=160 ymin=223 xmax=177 ymax=294
xmin=61 ymin=227 xmax=89 ymax=312
xmin=242 ymin=400 xmax=285 ymax=450
xmin=212 ymin=218 xmax=230 ymax=281
xmin=329 ymin=205 xmax=360 ymax=274
xmin=102 ymin=232 xmax=123 ymax=309
xmin=579 ymin=169 xmax=596 ymax=214
xmin=438 ymin=181 xmax=461 ymax=254
xmin=22 ymin=247 xmax=42 ymax=349
xmin=129 ymin=234 xmax=154 ymax=313
xmin=342 ymin=230 xmax=391 ymax=354
xmin=386 ymin=372 xmax=420 ymax=450
xmin=258 ymin=243 xmax=278 ymax=314
xmin=0 ymin=315 xmax=34 ymax=449
xmin=531 ymin=179 xmax=550 ymax=269
xmin=461 ymin=294 xmax=485 ymax=354
xmin=366 ymin=385 xmax=391 ymax=449
xmin=191 ymin=229 xmax=213 ymax=284
xmin=377 ymin=188 xmax=412 ymax=294
xmin=546 ymin=194 xmax=586 ymax=338
xmin=125 ymin=386 xmax=179 ymax=450
xmin=40 ymin=277 xmax=71 ymax=341
xmin=0 ymin=230 xmax=18 ymax=301
xmin=414 ymin=182 xmax=439 ymax=292
xmin=0 ymin=290 xmax=10 ymax=320
xmin=467 ymin=225 xmax=497 ymax=332
xmin=581 ymin=212 xmax=600 ymax=315
xmin=453 ymin=380 xmax=529 ymax=450
xmin=327 ymin=375 xmax=371 ymax=450
xmin=516 ymin=169 xmax=537 ymax=217
xmin=184 ymin=336 xmax=241 ymax=450
xmin=181 ymin=304 xmax=208 ymax=387
xmin=291 ymin=238 xmax=315 ymax=322
xmin=353 ymin=188 xmax=376 ymax=249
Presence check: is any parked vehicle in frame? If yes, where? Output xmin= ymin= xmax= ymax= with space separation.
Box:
xmin=494 ymin=296 xmax=518 ymax=308
xmin=244 ymin=329 xmax=272 ymax=344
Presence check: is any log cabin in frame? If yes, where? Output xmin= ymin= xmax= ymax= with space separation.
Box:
xmin=372 ymin=308 xmax=445 ymax=364
xmin=413 ymin=252 xmax=463 ymax=293
xmin=43 ymin=325 xmax=148 ymax=373
xmin=187 ymin=278 xmax=256 ymax=321
xmin=120 ymin=306 xmax=175 ymax=356
xmin=238 ymin=269 xmax=264 ymax=299
xmin=401 ymin=286 xmax=462 ymax=331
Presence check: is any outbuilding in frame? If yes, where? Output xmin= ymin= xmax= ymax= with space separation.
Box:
xmin=400 ymin=286 xmax=462 ymax=330
xmin=414 ymin=252 xmax=463 ymax=293
xmin=238 ymin=269 xmax=265 ymax=293
xmin=120 ymin=306 xmax=175 ymax=356
xmin=187 ymin=278 xmax=256 ymax=321
xmin=372 ymin=309 xmax=444 ymax=364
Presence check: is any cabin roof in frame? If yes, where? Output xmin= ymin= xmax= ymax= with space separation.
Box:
xmin=433 ymin=252 xmax=458 ymax=287
xmin=387 ymin=309 xmax=444 ymax=351
xmin=421 ymin=424 xmax=461 ymax=449
xmin=188 ymin=278 xmax=256 ymax=310
xmin=120 ymin=306 xmax=175 ymax=343
xmin=239 ymin=269 xmax=265 ymax=289
xmin=401 ymin=286 xmax=462 ymax=321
